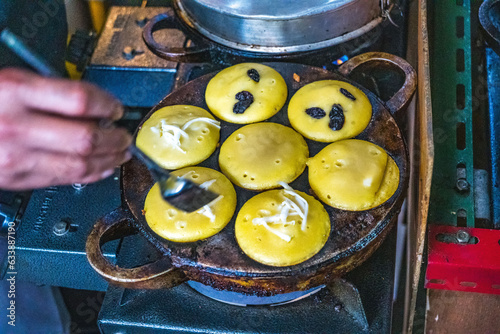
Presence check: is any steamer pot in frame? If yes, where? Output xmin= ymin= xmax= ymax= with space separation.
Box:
xmin=142 ymin=0 xmax=394 ymax=63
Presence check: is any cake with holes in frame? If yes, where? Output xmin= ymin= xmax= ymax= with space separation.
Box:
xmin=205 ymin=63 xmax=288 ymax=124
xmin=308 ymin=139 xmax=400 ymax=211
xmin=288 ymin=80 xmax=372 ymax=142
xmin=135 ymin=105 xmax=220 ymax=170
xmin=143 ymin=167 xmax=237 ymax=242
xmin=235 ymin=183 xmax=330 ymax=267
xmin=218 ymin=122 xmax=309 ymax=190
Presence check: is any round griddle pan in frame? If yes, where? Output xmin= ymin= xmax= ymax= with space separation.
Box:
xmin=86 ymin=52 xmax=416 ymax=295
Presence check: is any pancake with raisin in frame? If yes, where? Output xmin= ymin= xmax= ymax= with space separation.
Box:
xmin=308 ymin=139 xmax=400 ymax=211
xmin=235 ymin=184 xmax=330 ymax=267
xmin=288 ymin=80 xmax=372 ymax=142
xmin=219 ymin=123 xmax=309 ymax=190
xmin=205 ymin=63 xmax=287 ymax=124
xmin=136 ymin=105 xmax=220 ymax=170
xmin=144 ymin=167 xmax=237 ymax=242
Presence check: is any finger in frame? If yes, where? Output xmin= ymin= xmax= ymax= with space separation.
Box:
xmin=0 ymin=147 xmax=131 ymax=190
xmin=0 ymin=169 xmax=116 ymax=191
xmin=4 ymin=112 xmax=132 ymax=156
xmin=1 ymin=68 xmax=124 ymax=120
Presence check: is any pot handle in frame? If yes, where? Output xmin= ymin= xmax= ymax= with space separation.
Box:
xmin=86 ymin=207 xmax=187 ymax=289
xmin=338 ymin=52 xmax=417 ymax=116
xmin=142 ymin=12 xmax=211 ymax=63
xmin=479 ymin=0 xmax=500 ymax=56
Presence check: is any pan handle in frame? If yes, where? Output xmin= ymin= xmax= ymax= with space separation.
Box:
xmin=85 ymin=207 xmax=187 ymax=289
xmin=338 ymin=52 xmax=417 ymax=117
xmin=142 ymin=12 xmax=211 ymax=63
xmin=479 ymin=0 xmax=500 ymax=56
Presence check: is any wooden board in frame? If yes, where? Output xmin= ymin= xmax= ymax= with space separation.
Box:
xmin=403 ymin=0 xmax=434 ymax=332
xmin=426 ymin=289 xmax=500 ymax=333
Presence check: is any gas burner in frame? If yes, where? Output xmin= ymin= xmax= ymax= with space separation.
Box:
xmin=186 ymin=281 xmax=326 ymax=307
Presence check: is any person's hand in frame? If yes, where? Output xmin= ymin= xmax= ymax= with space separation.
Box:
xmin=0 ymin=68 xmax=133 ymax=190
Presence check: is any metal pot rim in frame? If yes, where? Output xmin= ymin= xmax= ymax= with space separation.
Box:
xmin=174 ymin=0 xmax=385 ymax=52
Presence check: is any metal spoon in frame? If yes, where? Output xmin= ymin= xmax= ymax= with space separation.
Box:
xmin=128 ymin=145 xmax=219 ymax=212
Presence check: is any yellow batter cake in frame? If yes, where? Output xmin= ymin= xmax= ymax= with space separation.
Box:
xmin=308 ymin=139 xmax=400 ymax=211
xmin=219 ymin=123 xmax=309 ymax=190
xmin=235 ymin=183 xmax=330 ymax=267
xmin=136 ymin=105 xmax=220 ymax=170
xmin=288 ymin=80 xmax=372 ymax=142
xmin=205 ymin=63 xmax=288 ymax=124
xmin=143 ymin=167 xmax=237 ymax=242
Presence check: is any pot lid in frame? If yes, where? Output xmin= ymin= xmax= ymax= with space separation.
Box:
xmin=175 ymin=0 xmax=386 ymax=53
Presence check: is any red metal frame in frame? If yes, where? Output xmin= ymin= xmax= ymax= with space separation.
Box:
xmin=426 ymin=225 xmax=500 ymax=295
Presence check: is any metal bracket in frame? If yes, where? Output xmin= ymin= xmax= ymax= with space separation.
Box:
xmin=328 ymin=278 xmax=369 ymax=331
xmin=381 ymin=3 xmax=400 ymax=28
xmin=426 ymin=225 xmax=500 ymax=295
xmin=66 ymin=30 xmax=97 ymax=72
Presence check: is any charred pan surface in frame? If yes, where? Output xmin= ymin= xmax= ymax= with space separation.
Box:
xmin=113 ymin=62 xmax=409 ymax=291
xmin=183 ymin=213 xmax=398 ymax=296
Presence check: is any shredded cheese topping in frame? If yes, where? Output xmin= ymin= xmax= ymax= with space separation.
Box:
xmin=151 ymin=117 xmax=221 ymax=153
xmin=251 ymin=183 xmax=309 ymax=242
xmin=181 ymin=117 xmax=221 ymax=131
xmin=180 ymin=171 xmax=196 ymax=179
xmin=199 ymin=179 xmax=216 ymax=190
xmin=279 ymin=182 xmax=308 ymax=232
xmin=150 ymin=120 xmax=188 ymax=153
xmin=183 ymin=177 xmax=223 ymax=223
xmin=197 ymin=196 xmax=222 ymax=222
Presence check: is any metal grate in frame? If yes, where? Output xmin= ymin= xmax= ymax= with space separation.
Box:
xmin=429 ymin=0 xmax=476 ymax=226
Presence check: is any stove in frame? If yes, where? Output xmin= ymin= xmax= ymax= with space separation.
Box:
xmin=97 ymin=227 xmax=397 ymax=333
xmin=0 ymin=2 xmax=413 ymax=333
